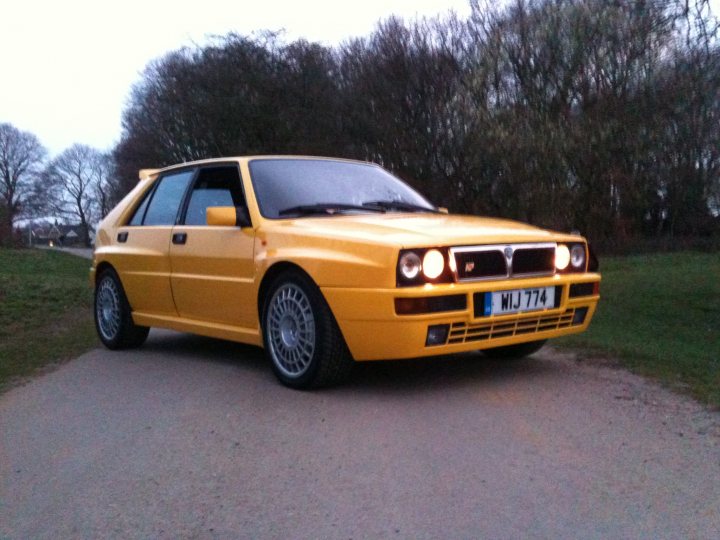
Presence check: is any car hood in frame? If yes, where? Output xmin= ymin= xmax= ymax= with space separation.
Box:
xmin=271 ymin=213 xmax=573 ymax=247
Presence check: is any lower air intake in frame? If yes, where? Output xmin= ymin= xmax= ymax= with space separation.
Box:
xmin=447 ymin=309 xmax=579 ymax=344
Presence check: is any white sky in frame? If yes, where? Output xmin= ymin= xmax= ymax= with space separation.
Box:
xmin=2 ymin=0 xmax=718 ymax=157
xmin=0 ymin=0 xmax=472 ymax=157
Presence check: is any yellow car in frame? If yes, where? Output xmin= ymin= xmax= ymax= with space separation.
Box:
xmin=92 ymin=156 xmax=600 ymax=388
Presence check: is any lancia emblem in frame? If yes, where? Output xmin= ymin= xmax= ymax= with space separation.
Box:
xmin=504 ymin=246 xmax=513 ymax=260
xmin=465 ymin=261 xmax=475 ymax=273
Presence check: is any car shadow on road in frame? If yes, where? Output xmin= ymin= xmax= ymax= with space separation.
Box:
xmin=138 ymin=329 xmax=561 ymax=396
xmin=344 ymin=353 xmax=558 ymax=395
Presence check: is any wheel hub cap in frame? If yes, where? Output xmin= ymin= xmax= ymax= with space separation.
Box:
xmin=280 ymin=316 xmax=299 ymax=347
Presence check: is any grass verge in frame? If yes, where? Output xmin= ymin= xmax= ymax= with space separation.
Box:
xmin=0 ymin=248 xmax=97 ymax=392
xmin=558 ymin=251 xmax=720 ymax=408
xmin=1 ymin=248 xmax=718 ymax=407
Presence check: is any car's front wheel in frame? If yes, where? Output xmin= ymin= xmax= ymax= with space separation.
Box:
xmin=262 ymin=270 xmax=353 ymax=389
xmin=482 ymin=339 xmax=547 ymax=359
xmin=94 ymin=269 xmax=149 ymax=349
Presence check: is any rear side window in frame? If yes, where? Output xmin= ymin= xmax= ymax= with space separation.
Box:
xmin=140 ymin=170 xmax=195 ymax=226
xmin=183 ymin=166 xmax=245 ymax=226
xmin=129 ymin=189 xmax=152 ymax=226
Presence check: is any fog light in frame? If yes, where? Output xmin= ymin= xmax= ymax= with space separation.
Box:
xmin=572 ymin=307 xmax=588 ymax=325
xmin=395 ymin=295 xmax=466 ymax=315
xmin=426 ymin=324 xmax=450 ymax=346
xmin=569 ymin=283 xmax=593 ymax=297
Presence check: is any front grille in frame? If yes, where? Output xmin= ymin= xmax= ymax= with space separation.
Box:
xmin=452 ymin=243 xmax=556 ymax=281
xmin=512 ymin=246 xmax=555 ymax=275
xmin=454 ymin=250 xmax=507 ymax=279
xmin=447 ymin=309 xmax=578 ymax=344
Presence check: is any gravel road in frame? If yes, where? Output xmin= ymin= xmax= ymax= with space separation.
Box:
xmin=1 ymin=330 xmax=718 ymax=539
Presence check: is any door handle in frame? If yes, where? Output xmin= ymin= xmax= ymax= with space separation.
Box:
xmin=117 ymin=232 xmax=128 ymax=243
xmin=172 ymin=232 xmax=187 ymax=245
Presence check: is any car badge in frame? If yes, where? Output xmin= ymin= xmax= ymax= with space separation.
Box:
xmin=504 ymin=246 xmax=513 ymax=260
xmin=465 ymin=261 xmax=475 ymax=273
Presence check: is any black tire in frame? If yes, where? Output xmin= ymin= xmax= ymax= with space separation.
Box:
xmin=261 ymin=270 xmax=353 ymax=389
xmin=94 ymin=268 xmax=149 ymax=350
xmin=482 ymin=339 xmax=547 ymax=359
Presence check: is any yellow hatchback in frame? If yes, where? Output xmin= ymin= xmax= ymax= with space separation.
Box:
xmin=92 ymin=156 xmax=600 ymax=388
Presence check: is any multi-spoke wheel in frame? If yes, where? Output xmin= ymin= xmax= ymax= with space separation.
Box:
xmin=96 ymin=275 xmax=122 ymax=342
xmin=262 ymin=270 xmax=353 ymax=389
xmin=94 ymin=269 xmax=149 ymax=349
xmin=266 ymin=283 xmax=316 ymax=378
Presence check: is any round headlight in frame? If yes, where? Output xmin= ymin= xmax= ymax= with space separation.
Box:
xmin=555 ymin=244 xmax=570 ymax=270
xmin=399 ymin=252 xmax=422 ymax=280
xmin=570 ymin=245 xmax=586 ymax=269
xmin=422 ymin=249 xmax=445 ymax=279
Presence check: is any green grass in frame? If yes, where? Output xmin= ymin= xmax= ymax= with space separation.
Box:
xmin=1 ymin=248 xmax=718 ymax=407
xmin=558 ymin=251 xmax=720 ymax=408
xmin=0 ymin=248 xmax=97 ymax=391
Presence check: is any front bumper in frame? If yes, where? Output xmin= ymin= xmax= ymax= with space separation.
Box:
xmin=322 ymin=273 xmax=600 ymax=361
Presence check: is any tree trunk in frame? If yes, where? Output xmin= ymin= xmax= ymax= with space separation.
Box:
xmin=0 ymin=205 xmax=13 ymax=246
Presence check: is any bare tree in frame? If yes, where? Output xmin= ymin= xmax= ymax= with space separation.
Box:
xmin=93 ymin=153 xmax=119 ymax=219
xmin=44 ymin=145 xmax=108 ymax=247
xmin=0 ymin=123 xmax=46 ymax=244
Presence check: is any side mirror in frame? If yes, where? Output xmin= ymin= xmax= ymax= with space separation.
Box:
xmin=206 ymin=206 xmax=252 ymax=228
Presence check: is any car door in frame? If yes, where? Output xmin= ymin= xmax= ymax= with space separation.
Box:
xmin=115 ymin=168 xmax=195 ymax=317
xmin=168 ymin=164 xmax=257 ymax=329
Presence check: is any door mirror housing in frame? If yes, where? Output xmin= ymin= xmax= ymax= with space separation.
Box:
xmin=206 ymin=206 xmax=252 ymax=228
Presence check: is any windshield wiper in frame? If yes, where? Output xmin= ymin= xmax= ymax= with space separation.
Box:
xmin=278 ymin=203 xmax=386 ymax=217
xmin=362 ymin=200 xmax=440 ymax=213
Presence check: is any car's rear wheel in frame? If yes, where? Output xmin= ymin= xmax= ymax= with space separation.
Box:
xmin=482 ymin=339 xmax=547 ymax=359
xmin=262 ymin=270 xmax=353 ymax=389
xmin=94 ymin=269 xmax=149 ymax=349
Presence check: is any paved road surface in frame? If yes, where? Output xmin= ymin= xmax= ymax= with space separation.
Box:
xmin=1 ymin=330 xmax=719 ymax=539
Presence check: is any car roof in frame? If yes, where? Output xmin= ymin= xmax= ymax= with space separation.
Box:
xmin=140 ymin=155 xmax=375 ymax=180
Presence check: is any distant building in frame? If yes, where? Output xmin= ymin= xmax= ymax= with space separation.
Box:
xmin=57 ymin=224 xmax=89 ymax=246
xmin=21 ymin=223 xmax=93 ymax=247
xmin=29 ymin=223 xmax=62 ymax=246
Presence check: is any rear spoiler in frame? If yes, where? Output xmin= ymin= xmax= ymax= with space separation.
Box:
xmin=138 ymin=168 xmax=160 ymax=181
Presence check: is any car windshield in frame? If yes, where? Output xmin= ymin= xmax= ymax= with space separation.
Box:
xmin=248 ymin=159 xmax=436 ymax=219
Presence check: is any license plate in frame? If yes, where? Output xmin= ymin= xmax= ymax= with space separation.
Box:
xmin=484 ymin=287 xmax=555 ymax=316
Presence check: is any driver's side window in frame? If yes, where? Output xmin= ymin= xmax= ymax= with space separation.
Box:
xmin=183 ymin=166 xmax=245 ymax=226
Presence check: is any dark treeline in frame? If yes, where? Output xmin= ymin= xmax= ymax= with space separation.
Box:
xmin=115 ymin=0 xmax=720 ymax=248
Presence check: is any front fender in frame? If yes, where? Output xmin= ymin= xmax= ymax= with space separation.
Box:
xmin=255 ymin=236 xmax=397 ymax=289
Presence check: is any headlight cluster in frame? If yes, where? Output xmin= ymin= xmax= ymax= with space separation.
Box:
xmin=397 ymin=248 xmax=453 ymax=286
xmin=555 ymin=243 xmax=587 ymax=272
